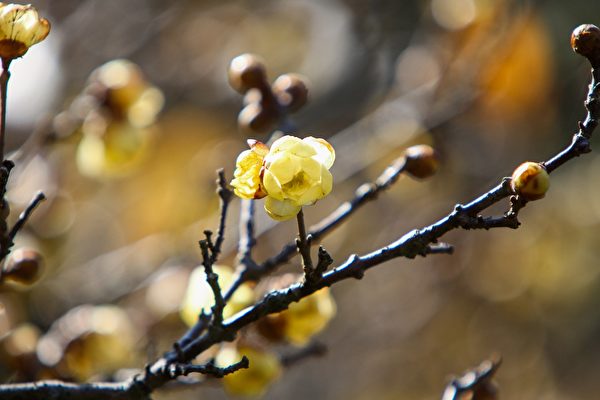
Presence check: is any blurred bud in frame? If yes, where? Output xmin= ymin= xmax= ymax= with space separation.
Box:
xmin=76 ymin=121 xmax=153 ymax=179
xmin=217 ymin=344 xmax=282 ymax=397
xmin=180 ymin=265 xmax=255 ymax=327
xmin=243 ymin=88 xmax=263 ymax=106
xmin=571 ymin=24 xmax=600 ymax=65
xmin=0 ymin=323 xmax=41 ymax=380
xmin=36 ymin=305 xmax=138 ymax=381
xmin=228 ymin=54 xmax=268 ymax=94
xmin=404 ymin=144 xmax=439 ymax=179
xmin=510 ymin=161 xmax=549 ymax=201
xmin=238 ymin=102 xmax=279 ymax=135
xmin=272 ymin=73 xmax=309 ymax=112
xmin=3 ymin=249 xmax=43 ymax=285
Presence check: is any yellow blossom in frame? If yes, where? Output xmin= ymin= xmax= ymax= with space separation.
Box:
xmin=230 ymin=139 xmax=269 ymax=199
xmin=231 ymin=135 xmax=335 ymax=221
xmin=260 ymin=287 xmax=336 ymax=346
xmin=217 ymin=344 xmax=282 ymax=397
xmin=0 ymin=3 xmax=50 ymax=60
xmin=180 ymin=265 xmax=255 ymax=326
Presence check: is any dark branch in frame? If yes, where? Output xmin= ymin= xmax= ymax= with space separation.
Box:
xmin=210 ymin=169 xmax=233 ymax=264
xmin=0 ymin=380 xmax=150 ymax=400
xmin=168 ymin=356 xmax=249 ymax=379
xmin=199 ymin=239 xmax=226 ymax=327
xmin=165 ymin=68 xmax=600 ymax=367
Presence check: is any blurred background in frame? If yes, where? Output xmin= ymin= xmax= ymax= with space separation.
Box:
xmin=1 ymin=0 xmax=600 ymax=398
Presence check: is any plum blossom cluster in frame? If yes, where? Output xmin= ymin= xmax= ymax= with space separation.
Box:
xmin=231 ymin=135 xmax=335 ymax=220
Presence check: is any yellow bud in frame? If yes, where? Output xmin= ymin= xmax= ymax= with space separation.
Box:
xmin=0 ymin=3 xmax=50 ymax=60
xmin=404 ymin=144 xmax=439 ymax=179
xmin=217 ymin=345 xmax=282 ymax=397
xmin=3 ymin=248 xmax=43 ymax=285
xmin=510 ymin=161 xmax=550 ymax=200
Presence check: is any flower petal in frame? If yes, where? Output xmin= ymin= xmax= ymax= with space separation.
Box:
xmin=305 ymin=137 xmax=335 ymax=169
xmin=264 ymin=197 xmax=301 ymax=221
xmin=262 ymin=169 xmax=284 ymax=200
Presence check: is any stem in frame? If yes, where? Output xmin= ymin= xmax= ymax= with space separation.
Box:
xmin=0 ymin=58 xmax=11 ymax=162
xmin=296 ymin=208 xmax=313 ymax=275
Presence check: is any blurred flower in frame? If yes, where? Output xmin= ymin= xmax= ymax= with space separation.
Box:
xmin=0 ymin=3 xmax=50 ymax=60
xmin=217 ymin=344 xmax=282 ymax=397
xmin=231 ymin=135 xmax=335 ymax=221
xmin=73 ymin=59 xmax=164 ymax=179
xmin=180 ymin=265 xmax=255 ymax=326
xmin=36 ymin=305 xmax=138 ymax=381
xmin=259 ymin=286 xmax=336 ymax=346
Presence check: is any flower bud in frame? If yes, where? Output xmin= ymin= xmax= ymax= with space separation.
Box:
xmin=404 ymin=144 xmax=439 ymax=179
xmin=228 ymin=54 xmax=268 ymax=94
xmin=510 ymin=161 xmax=549 ymax=200
xmin=2 ymin=248 xmax=43 ymax=285
xmin=272 ymin=73 xmax=309 ymax=112
xmin=237 ymin=102 xmax=279 ymax=134
xmin=0 ymin=4 xmax=50 ymax=60
xmin=571 ymin=24 xmax=600 ymax=65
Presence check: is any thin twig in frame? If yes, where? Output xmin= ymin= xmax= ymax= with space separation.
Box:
xmin=210 ymin=169 xmax=233 ymax=264
xmin=441 ymin=354 xmax=502 ymax=400
xmin=199 ymin=239 xmax=226 ymax=326
xmin=9 ymin=191 xmax=46 ymax=240
xmin=296 ymin=209 xmax=314 ymax=277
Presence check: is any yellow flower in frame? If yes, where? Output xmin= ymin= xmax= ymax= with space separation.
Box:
xmin=231 ymin=135 xmax=335 ymax=221
xmin=259 ymin=287 xmax=336 ymax=346
xmin=230 ymin=139 xmax=269 ymax=199
xmin=180 ymin=265 xmax=255 ymax=326
xmin=0 ymin=3 xmax=50 ymax=60
xmin=217 ymin=344 xmax=282 ymax=397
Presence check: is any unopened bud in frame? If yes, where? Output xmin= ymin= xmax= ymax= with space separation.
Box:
xmin=228 ymin=54 xmax=268 ymax=94
xmin=238 ymin=102 xmax=279 ymax=134
xmin=510 ymin=161 xmax=550 ymax=201
xmin=404 ymin=145 xmax=439 ymax=179
xmin=571 ymin=24 xmax=600 ymax=65
xmin=272 ymin=73 xmax=309 ymax=112
xmin=3 ymin=249 xmax=43 ymax=285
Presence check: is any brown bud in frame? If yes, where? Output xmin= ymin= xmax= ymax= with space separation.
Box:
xmin=228 ymin=54 xmax=268 ymax=94
xmin=510 ymin=161 xmax=549 ymax=201
xmin=238 ymin=102 xmax=279 ymax=134
xmin=571 ymin=24 xmax=600 ymax=65
xmin=404 ymin=145 xmax=439 ymax=179
xmin=3 ymin=249 xmax=43 ymax=285
xmin=272 ymin=73 xmax=309 ymax=112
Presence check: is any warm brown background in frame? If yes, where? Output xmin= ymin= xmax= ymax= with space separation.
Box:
xmin=2 ymin=0 xmax=600 ymax=399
